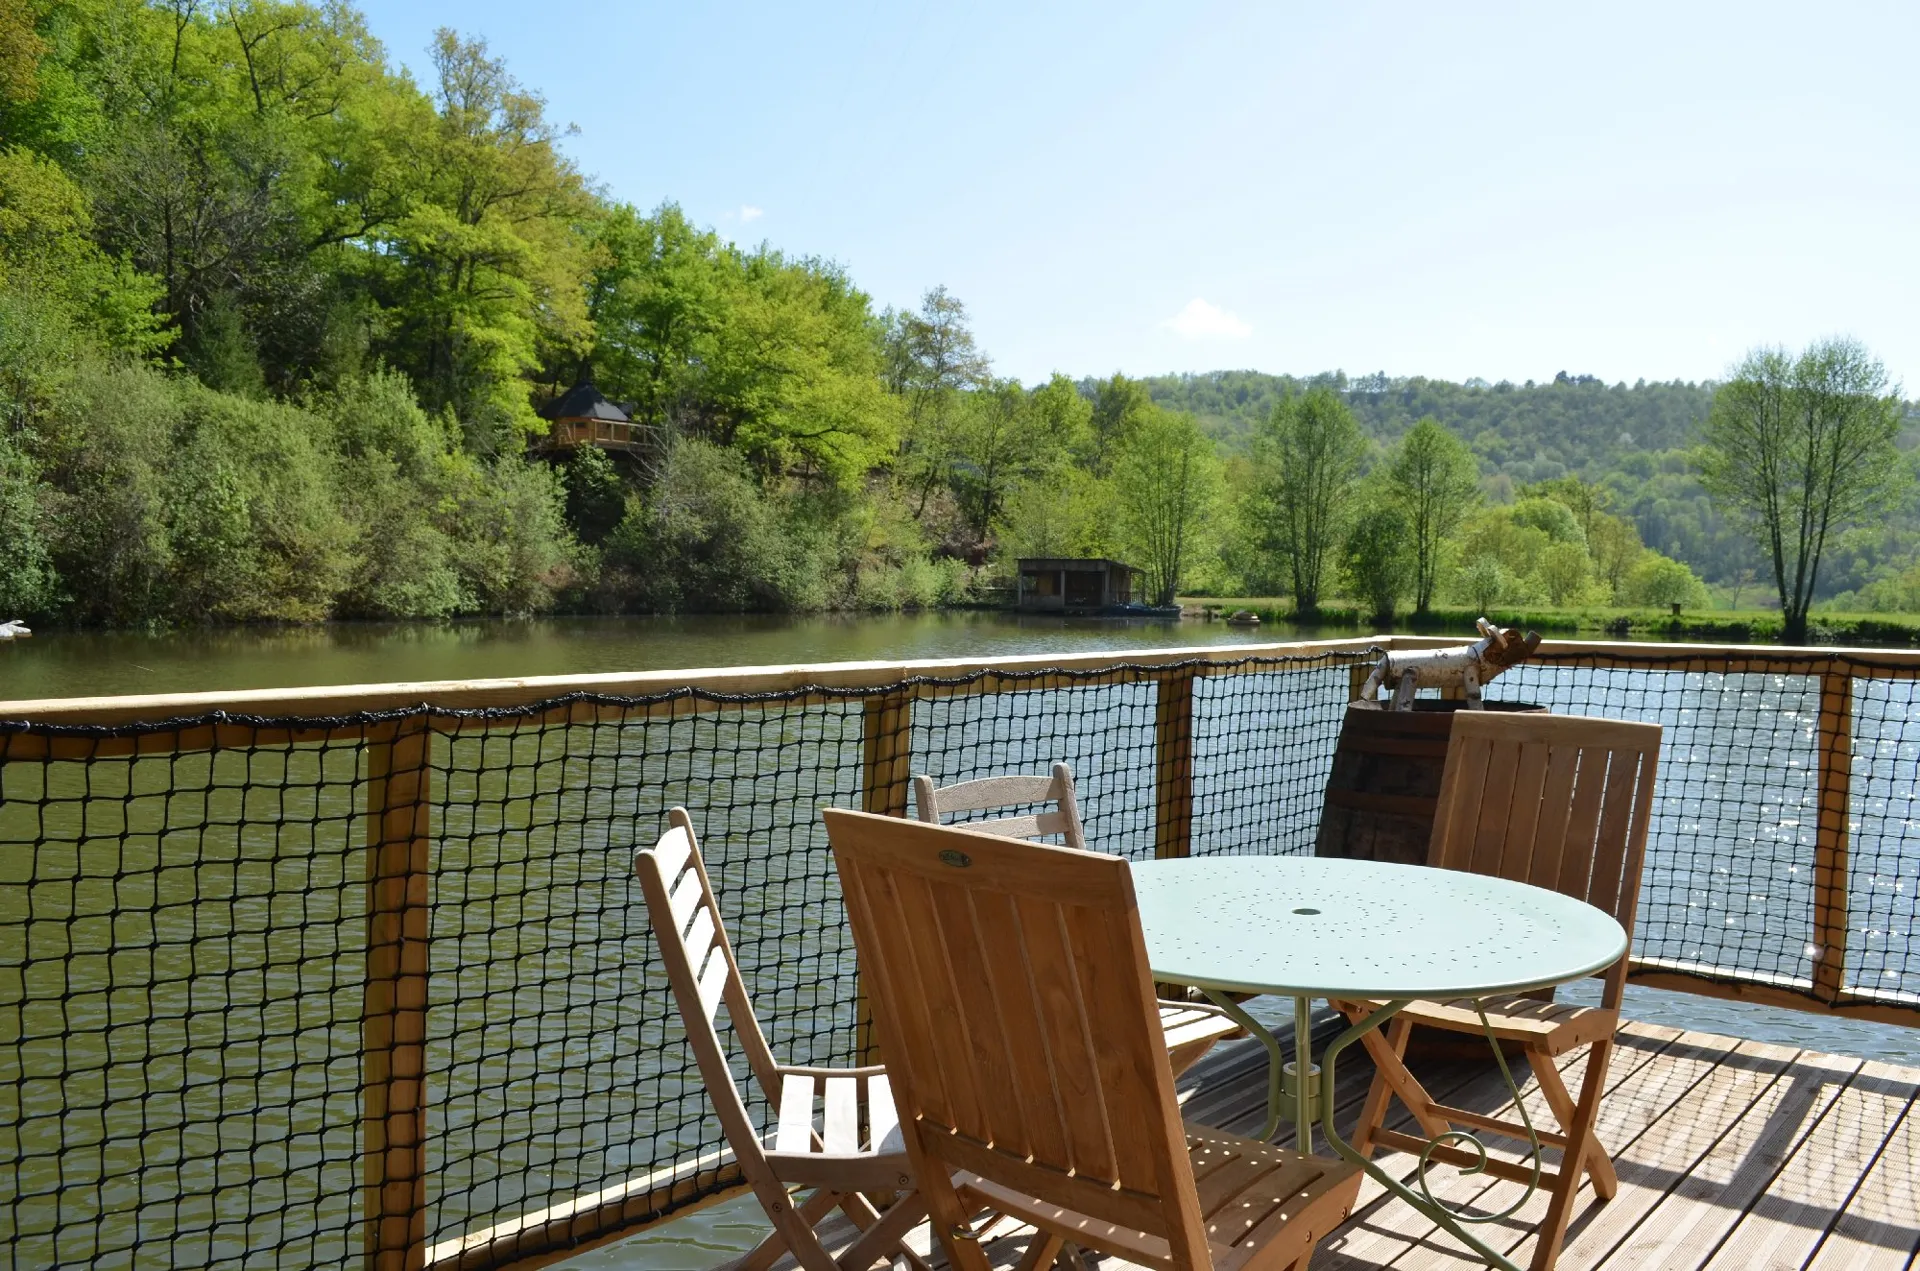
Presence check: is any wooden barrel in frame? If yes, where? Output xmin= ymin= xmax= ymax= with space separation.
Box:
xmin=1318 ymin=698 xmax=1549 ymax=1059
xmin=1315 ymin=699 xmax=1544 ymax=866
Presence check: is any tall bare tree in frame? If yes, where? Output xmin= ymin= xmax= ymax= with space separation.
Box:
xmin=1697 ymin=338 xmax=1906 ymax=644
xmin=1115 ymin=408 xmax=1220 ymax=606
xmin=1387 ymin=417 xmax=1481 ymax=613
xmin=1253 ymin=386 xmax=1366 ymax=615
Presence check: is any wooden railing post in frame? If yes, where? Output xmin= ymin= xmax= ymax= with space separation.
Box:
xmin=1811 ymin=664 xmax=1853 ymax=1006
xmin=363 ymin=715 xmax=434 ymax=1271
xmin=856 ymin=689 xmax=915 ymax=1061
xmin=860 ymin=689 xmax=915 ymax=820
xmin=1153 ymin=668 xmax=1198 ymax=859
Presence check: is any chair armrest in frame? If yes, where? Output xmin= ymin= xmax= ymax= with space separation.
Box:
xmin=775 ymin=1062 xmax=890 ymax=1079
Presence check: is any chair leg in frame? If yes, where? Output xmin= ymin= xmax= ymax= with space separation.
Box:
xmin=1529 ymin=1037 xmax=1614 ymax=1271
xmin=1013 ymin=1232 xmax=1065 ymax=1271
xmin=1533 ymin=1042 xmax=1619 ymax=1201
xmin=836 ymin=1191 xmax=930 ymax=1271
xmin=739 ymin=1185 xmax=842 ymax=1271
xmin=1351 ymin=1015 xmax=1451 ymax=1154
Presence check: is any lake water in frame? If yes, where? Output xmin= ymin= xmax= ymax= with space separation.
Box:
xmin=0 ymin=611 xmax=1322 ymax=702
xmin=0 ymin=613 xmax=1914 ymax=1271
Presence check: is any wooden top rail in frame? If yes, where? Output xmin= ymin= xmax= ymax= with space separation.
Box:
xmin=0 ymin=637 xmax=1383 ymax=727
xmin=3 ymin=631 xmax=1918 ymax=728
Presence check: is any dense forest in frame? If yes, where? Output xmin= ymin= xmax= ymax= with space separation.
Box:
xmin=0 ymin=0 xmax=1914 ymax=628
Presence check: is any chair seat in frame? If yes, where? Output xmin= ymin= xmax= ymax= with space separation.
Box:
xmin=764 ymin=1068 xmax=914 ymax=1191
xmin=1339 ymin=994 xmax=1618 ymax=1056
xmin=956 ymin=1122 xmax=1361 ymax=1271
xmin=1159 ymin=1002 xmax=1244 ymax=1066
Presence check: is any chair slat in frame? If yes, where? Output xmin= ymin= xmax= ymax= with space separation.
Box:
xmin=1557 ymin=746 xmax=1610 ymax=898
xmin=967 ymin=887 xmax=1068 ymax=1163
xmin=1431 ymin=734 xmax=1492 ymax=871
xmin=896 ymin=870 xmax=987 ymax=1136
xmin=867 ymin=1073 xmax=899 ymax=1152
xmin=776 ymin=1073 xmax=815 ymax=1155
xmin=823 ymin=1076 xmax=859 ymax=1154
xmin=1587 ymin=749 xmax=1643 ymax=920
xmin=1528 ymin=741 xmax=1582 ymax=890
xmin=684 ymin=905 xmax=716 ymax=961
xmin=1064 ymin=901 xmax=1162 ymax=1192
xmin=922 ymin=773 xmax=1059 ymax=815
xmin=964 ymin=814 xmax=1049 ymax=841
xmin=1018 ymin=894 xmax=1115 ymax=1180
xmin=652 ymin=826 xmax=693 ymax=889
xmin=1470 ymin=736 xmax=1520 ymax=875
xmin=696 ymin=947 xmax=730 ymax=1021
xmin=1500 ymin=739 xmax=1552 ymax=880
xmin=667 ymin=866 xmax=704 ymax=930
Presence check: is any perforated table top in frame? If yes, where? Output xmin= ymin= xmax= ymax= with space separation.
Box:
xmin=1132 ymin=856 xmax=1626 ymax=1000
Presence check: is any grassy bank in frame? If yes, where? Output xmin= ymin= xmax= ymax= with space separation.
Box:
xmin=1184 ymin=598 xmax=1920 ymax=648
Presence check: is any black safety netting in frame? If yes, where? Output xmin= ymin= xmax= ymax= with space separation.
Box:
xmin=0 ymin=645 xmax=1914 ymax=1271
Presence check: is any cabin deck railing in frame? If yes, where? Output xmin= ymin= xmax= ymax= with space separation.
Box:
xmin=0 ymin=635 xmax=1915 ymax=1270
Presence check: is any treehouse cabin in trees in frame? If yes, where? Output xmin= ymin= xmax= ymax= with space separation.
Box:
xmin=534 ymin=383 xmax=647 ymax=454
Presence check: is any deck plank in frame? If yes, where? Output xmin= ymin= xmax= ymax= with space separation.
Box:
xmin=1700 ymin=1059 xmax=1920 ymax=1271
xmin=1586 ymin=1048 xmax=1860 ymax=1269
xmin=1799 ymin=1060 xmax=1920 ymax=1271
xmin=1316 ymin=1021 xmax=1696 ymax=1270
xmin=1483 ymin=1036 xmax=1807 ymax=1271
xmin=709 ymin=1023 xmax=1920 ymax=1271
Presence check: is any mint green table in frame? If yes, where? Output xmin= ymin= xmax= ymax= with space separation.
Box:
xmin=1133 ymin=855 xmax=1627 ymax=1271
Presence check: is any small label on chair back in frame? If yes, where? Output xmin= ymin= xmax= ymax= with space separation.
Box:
xmin=938 ymin=850 xmax=972 ymax=868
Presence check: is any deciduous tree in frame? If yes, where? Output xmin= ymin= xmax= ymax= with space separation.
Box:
xmin=1387 ymin=417 xmax=1480 ymax=613
xmin=1697 ymin=338 xmax=1906 ymax=643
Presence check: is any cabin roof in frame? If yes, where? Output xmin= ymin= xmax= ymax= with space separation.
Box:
xmin=1016 ymin=557 xmax=1140 ymax=572
xmin=539 ymin=382 xmax=630 ymax=423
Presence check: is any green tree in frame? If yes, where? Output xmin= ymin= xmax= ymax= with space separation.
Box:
xmin=946 ymin=377 xmax=1064 ymax=544
xmin=1539 ymin=541 xmax=1593 ymax=606
xmin=888 ymin=285 xmax=988 ymax=512
xmin=1457 ymin=554 xmax=1512 ymax=613
xmin=1113 ymin=408 xmax=1220 ymax=606
xmin=1340 ymin=498 xmax=1412 ymax=623
xmin=380 ymin=29 xmax=595 ymax=437
xmin=1697 ymin=338 xmax=1907 ymax=642
xmin=1626 ymin=553 xmax=1708 ymax=609
xmin=1587 ymin=512 xmax=1644 ymax=602
xmin=1087 ymin=372 xmax=1151 ymax=473
xmin=1387 ymin=418 xmax=1480 ymax=613
xmin=1249 ymin=386 xmax=1367 ymax=615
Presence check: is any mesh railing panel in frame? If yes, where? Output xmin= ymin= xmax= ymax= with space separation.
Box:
xmin=1 ymin=643 xmax=1915 ymax=1271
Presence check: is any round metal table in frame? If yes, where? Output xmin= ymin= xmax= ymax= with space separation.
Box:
xmin=1132 ymin=855 xmax=1627 ymax=1271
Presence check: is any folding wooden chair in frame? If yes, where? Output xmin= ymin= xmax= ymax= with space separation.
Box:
xmin=912 ymin=762 xmax=1242 ymax=1076
xmin=1333 ymin=711 xmax=1662 ymax=1271
xmin=635 ymin=809 xmax=929 ymax=1271
xmin=826 ymin=809 xmax=1363 ymax=1271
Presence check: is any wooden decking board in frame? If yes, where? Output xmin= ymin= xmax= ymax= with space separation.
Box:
xmin=1596 ymin=1050 xmax=1864 ymax=1270
xmin=1316 ymin=1022 xmax=1699 ymax=1270
xmin=1799 ymin=1061 xmax=1920 ymax=1271
xmin=1492 ymin=1037 xmax=1808 ymax=1271
xmin=1701 ymin=1060 xmax=1920 ymax=1271
xmin=707 ymin=1022 xmax=1920 ymax=1271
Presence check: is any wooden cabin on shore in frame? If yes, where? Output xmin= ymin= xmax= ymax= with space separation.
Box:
xmin=1014 ymin=557 xmax=1147 ymax=614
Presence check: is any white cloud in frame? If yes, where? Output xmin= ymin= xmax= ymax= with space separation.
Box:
xmin=1161 ymin=297 xmax=1251 ymax=340
xmin=739 ymin=204 xmax=764 ymax=222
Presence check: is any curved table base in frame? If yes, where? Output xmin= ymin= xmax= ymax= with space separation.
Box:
xmin=1318 ymin=999 xmax=1545 ymax=1271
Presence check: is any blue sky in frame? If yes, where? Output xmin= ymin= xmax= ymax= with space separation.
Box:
xmin=358 ymin=2 xmax=1919 ymax=390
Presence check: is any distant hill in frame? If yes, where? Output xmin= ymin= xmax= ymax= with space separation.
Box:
xmin=1123 ymin=370 xmax=1918 ymax=593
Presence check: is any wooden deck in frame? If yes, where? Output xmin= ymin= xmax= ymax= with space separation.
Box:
xmin=782 ymin=1018 xmax=1920 ymax=1271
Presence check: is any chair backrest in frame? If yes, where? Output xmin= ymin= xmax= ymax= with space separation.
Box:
xmin=823 ymin=808 xmax=1207 ymax=1266
xmin=1428 ymin=711 xmax=1662 ymax=1004
xmin=910 ymin=761 xmax=1088 ymax=850
xmin=633 ymin=809 xmax=782 ymax=1153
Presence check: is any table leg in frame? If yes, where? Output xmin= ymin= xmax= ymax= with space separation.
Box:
xmin=1293 ymin=994 xmax=1313 ymax=1156
xmin=1317 ymin=1000 xmax=1542 ymax=1271
xmin=1197 ymin=990 xmax=1287 ymax=1144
